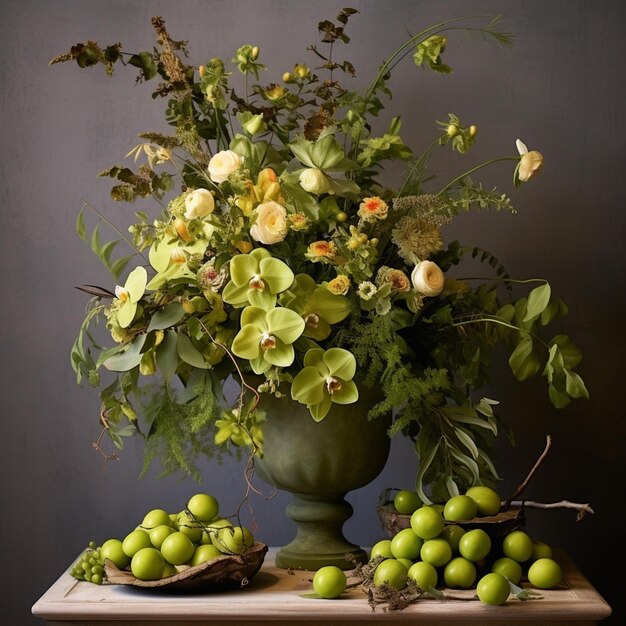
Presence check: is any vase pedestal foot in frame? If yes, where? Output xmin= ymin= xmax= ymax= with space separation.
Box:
xmin=275 ymin=492 xmax=368 ymax=571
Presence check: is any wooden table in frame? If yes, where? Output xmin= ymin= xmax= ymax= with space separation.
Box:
xmin=32 ymin=548 xmax=612 ymax=625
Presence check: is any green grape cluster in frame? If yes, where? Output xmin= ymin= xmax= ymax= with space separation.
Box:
xmin=67 ymin=492 xmax=256 ymax=584
xmin=372 ymin=486 xmax=563 ymax=606
xmin=69 ymin=541 xmax=105 ymax=585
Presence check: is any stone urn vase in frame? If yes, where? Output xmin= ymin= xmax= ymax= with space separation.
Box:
xmin=254 ymin=387 xmax=391 ymax=570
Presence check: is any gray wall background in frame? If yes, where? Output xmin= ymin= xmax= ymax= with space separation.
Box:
xmin=1 ymin=0 xmax=624 ymax=623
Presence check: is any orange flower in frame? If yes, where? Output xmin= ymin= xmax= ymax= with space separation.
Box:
xmin=306 ymin=240 xmax=337 ymax=260
xmin=358 ymin=196 xmax=388 ymax=222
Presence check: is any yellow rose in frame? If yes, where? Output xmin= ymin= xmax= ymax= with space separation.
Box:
xmin=411 ymin=260 xmax=444 ymax=297
xmin=358 ymin=196 xmax=388 ymax=222
xmin=249 ymin=201 xmax=288 ymax=245
xmin=184 ymin=188 xmax=215 ymax=219
xmin=208 ymin=149 xmax=243 ymax=183
xmin=327 ymin=275 xmax=351 ymax=295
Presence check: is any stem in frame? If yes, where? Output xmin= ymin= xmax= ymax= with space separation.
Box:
xmin=502 ymin=435 xmax=551 ymax=511
xmin=398 ymin=137 xmax=440 ymax=197
xmin=351 ymin=15 xmax=491 ymax=162
xmin=81 ymin=200 xmax=148 ymax=264
xmin=444 ymin=316 xmax=550 ymax=350
xmin=436 ymin=156 xmax=518 ymax=195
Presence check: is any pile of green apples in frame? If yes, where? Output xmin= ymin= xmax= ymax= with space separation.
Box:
xmin=69 ymin=493 xmax=255 ymax=583
xmin=364 ymin=486 xmax=563 ymax=605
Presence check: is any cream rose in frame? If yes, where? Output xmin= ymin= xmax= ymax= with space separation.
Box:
xmin=299 ymin=168 xmax=331 ymax=194
xmin=516 ymin=138 xmax=544 ymax=182
xmin=411 ymin=260 xmax=445 ymax=296
xmin=184 ymin=188 xmax=215 ymax=219
xmin=208 ymin=149 xmax=243 ymax=183
xmin=250 ymin=201 xmax=288 ymax=245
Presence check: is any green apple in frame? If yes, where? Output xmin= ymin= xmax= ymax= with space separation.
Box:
xmin=443 ymin=495 xmax=478 ymax=522
xmin=176 ymin=511 xmax=203 ymax=542
xmin=131 ymin=547 xmax=165 ymax=581
xmin=441 ymin=524 xmax=466 ymax=553
xmin=100 ymin=538 xmax=131 ymax=569
xmin=190 ymin=544 xmax=222 ymax=566
xmin=528 ymin=558 xmax=562 ymax=589
xmin=204 ymin=518 xmax=234 ymax=545
xmin=390 ymin=528 xmax=423 ymax=560
xmin=313 ymin=565 xmax=347 ymax=598
xmin=443 ymin=556 xmax=477 ymax=588
xmin=141 ymin=508 xmax=172 ymax=529
xmin=160 ymin=531 xmax=195 ymax=565
xmin=215 ymin=526 xmax=253 ymax=554
xmin=393 ymin=490 xmax=421 ymax=515
xmin=149 ymin=524 xmax=175 ymax=549
xmin=407 ymin=561 xmax=438 ymax=590
xmin=122 ymin=529 xmax=152 ymax=558
xmin=373 ymin=558 xmax=408 ymax=590
xmin=420 ymin=538 xmax=453 ymax=567
xmin=491 ymin=556 xmax=522 ymax=584
xmin=458 ymin=529 xmax=491 ymax=562
xmin=502 ymin=530 xmax=534 ymax=563
xmin=465 ymin=486 xmax=501 ymax=516
xmin=370 ymin=539 xmax=393 ymax=560
xmin=532 ymin=541 xmax=553 ymax=561
xmin=161 ymin=562 xmax=177 ymax=578
xmin=410 ymin=506 xmax=445 ymax=540
xmin=187 ymin=493 xmax=220 ymax=522
xmin=476 ymin=572 xmax=510 ymax=605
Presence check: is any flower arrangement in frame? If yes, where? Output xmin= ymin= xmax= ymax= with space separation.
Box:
xmin=55 ymin=9 xmax=587 ymax=501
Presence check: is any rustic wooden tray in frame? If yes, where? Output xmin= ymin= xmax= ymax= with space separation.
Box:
xmin=104 ymin=541 xmax=268 ymax=592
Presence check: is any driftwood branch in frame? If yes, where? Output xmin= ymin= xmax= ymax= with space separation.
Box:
xmin=501 ymin=434 xmax=552 ymax=512
xmin=508 ymin=500 xmax=594 ymax=521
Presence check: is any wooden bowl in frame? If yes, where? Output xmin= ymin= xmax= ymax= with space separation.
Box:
xmin=104 ymin=541 xmax=268 ymax=592
xmin=377 ymin=503 xmax=525 ymax=547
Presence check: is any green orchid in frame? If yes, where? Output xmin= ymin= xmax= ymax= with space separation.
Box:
xmin=231 ymin=306 xmax=305 ymax=374
xmin=114 ymin=266 xmax=147 ymax=328
xmin=282 ymin=274 xmax=351 ymax=341
xmin=222 ymin=248 xmax=294 ymax=311
xmin=291 ymin=348 xmax=359 ymax=421
xmin=146 ymin=236 xmax=207 ymax=290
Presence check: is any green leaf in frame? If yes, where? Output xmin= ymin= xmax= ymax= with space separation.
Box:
xmin=549 ymin=335 xmax=583 ymax=369
xmin=508 ymin=335 xmax=541 ymax=381
xmin=454 ymin=427 xmax=479 ymax=459
xmin=103 ymin=334 xmax=147 ymax=371
xmin=90 ymin=223 xmax=101 ymax=256
xmin=291 ymin=365 xmax=325 ymax=405
xmin=415 ymin=440 xmax=440 ymax=504
xmin=147 ymin=302 xmax=185 ymax=332
xmin=110 ymin=256 xmax=132 ymax=281
xmin=176 ymin=333 xmax=209 ymax=369
xmin=565 ymin=371 xmax=589 ymax=399
xmin=523 ymin=283 xmax=551 ymax=322
xmin=156 ymin=330 xmax=178 ymax=382
xmin=76 ymin=207 xmax=86 ymax=241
